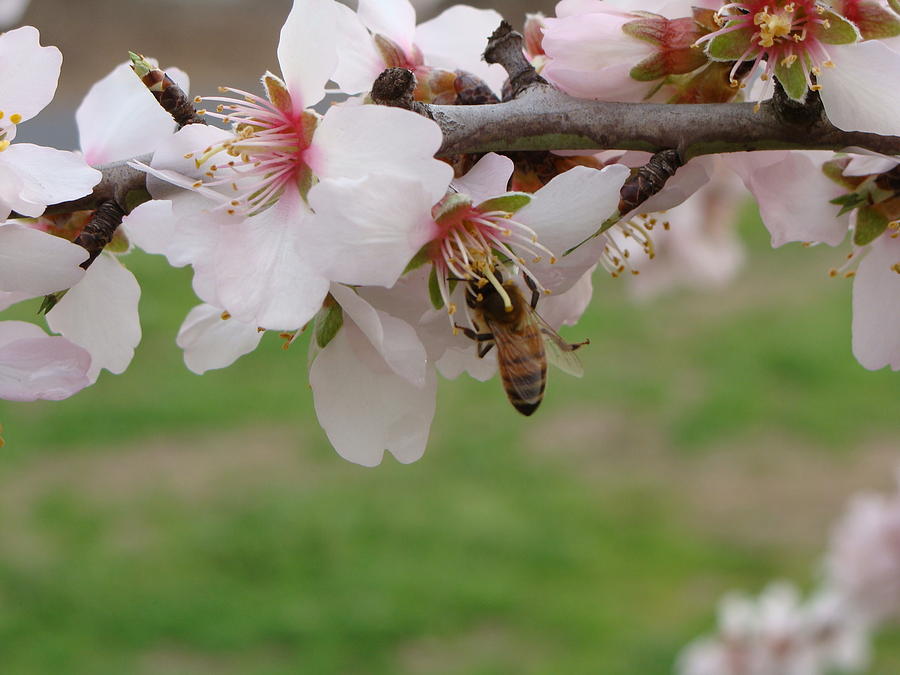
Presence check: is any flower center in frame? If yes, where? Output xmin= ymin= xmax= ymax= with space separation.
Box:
xmin=755 ymin=8 xmax=794 ymax=48
xmin=430 ymin=197 xmax=555 ymax=320
xmin=188 ymin=74 xmax=317 ymax=216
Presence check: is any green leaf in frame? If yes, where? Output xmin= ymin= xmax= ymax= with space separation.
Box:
xmin=428 ymin=266 xmax=444 ymax=310
xmin=403 ymin=245 xmax=431 ymax=274
xmin=829 ymin=192 xmax=867 ymax=216
xmin=853 ymin=206 xmax=889 ymax=246
xmin=476 ymin=192 xmax=532 ymax=215
xmin=706 ymin=23 xmax=753 ymax=61
xmin=774 ymin=58 xmax=808 ymax=101
xmin=818 ymin=10 xmax=862 ymax=44
xmin=314 ymin=301 xmax=343 ymax=350
xmin=39 ymin=290 xmax=67 ymax=315
xmin=890 ymin=0 xmax=900 ymax=15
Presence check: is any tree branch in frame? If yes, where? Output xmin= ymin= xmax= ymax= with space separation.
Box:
xmin=425 ymin=84 xmax=900 ymax=159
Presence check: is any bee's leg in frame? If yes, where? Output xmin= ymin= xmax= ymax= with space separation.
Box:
xmin=524 ymin=273 xmax=540 ymax=310
xmin=454 ymin=324 xmax=495 ymax=358
xmin=568 ymin=338 xmax=590 ymax=351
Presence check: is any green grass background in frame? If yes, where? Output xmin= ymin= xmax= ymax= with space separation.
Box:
xmin=1 ymin=207 xmax=898 ymax=674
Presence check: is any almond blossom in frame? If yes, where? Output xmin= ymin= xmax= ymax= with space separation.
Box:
xmin=141 ymin=0 xmax=452 ymax=332
xmin=332 ymin=0 xmax=506 ymax=99
xmin=825 ymin=474 xmax=900 ymax=626
xmin=0 ymin=320 xmax=91 ymax=401
xmin=541 ymin=0 xmax=717 ymax=102
xmin=729 ymin=150 xmax=899 ymax=370
xmin=0 ymin=26 xmax=100 ymax=220
xmin=697 ymin=0 xmax=900 ymax=135
xmin=677 ymin=582 xmax=870 ymax=675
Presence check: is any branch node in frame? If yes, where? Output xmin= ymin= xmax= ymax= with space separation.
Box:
xmin=371 ymin=68 xmax=432 ymax=117
xmin=129 ymin=52 xmax=206 ymax=128
xmin=73 ymin=200 xmax=126 ymax=270
xmin=618 ymin=149 xmax=684 ymax=215
xmin=770 ymin=80 xmax=826 ymax=129
xmin=483 ymin=21 xmax=545 ymax=100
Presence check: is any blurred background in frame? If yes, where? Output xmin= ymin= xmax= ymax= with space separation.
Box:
xmin=2 ymin=1 xmax=900 ymax=673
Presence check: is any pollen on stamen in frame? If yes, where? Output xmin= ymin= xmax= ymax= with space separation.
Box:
xmin=448 ymin=303 xmax=457 ymax=316
xmin=9 ymin=114 xmax=21 ymax=124
xmin=221 ymin=311 xmax=232 ymax=320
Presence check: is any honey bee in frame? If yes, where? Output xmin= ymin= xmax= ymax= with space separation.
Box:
xmin=456 ymin=270 xmax=588 ymax=416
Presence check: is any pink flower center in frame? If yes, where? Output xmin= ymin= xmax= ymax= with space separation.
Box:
xmin=189 ymin=76 xmax=317 ymax=216
xmin=430 ymin=200 xmax=555 ymax=318
xmin=697 ymin=0 xmax=836 ymax=99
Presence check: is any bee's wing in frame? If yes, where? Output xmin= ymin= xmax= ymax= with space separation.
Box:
xmin=487 ymin=316 xmax=546 ymax=403
xmin=535 ymin=313 xmax=585 ymax=378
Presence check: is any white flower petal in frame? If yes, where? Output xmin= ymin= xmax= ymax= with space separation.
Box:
xmin=0 ymin=321 xmax=91 ymax=401
xmin=358 ymin=0 xmax=416 ymax=54
xmin=0 ymin=0 xmax=30 ymax=27
xmin=119 ymin=199 xmax=190 ymax=265
xmin=519 ymin=163 xmax=629 ymax=293
xmin=176 ymin=303 xmax=263 ymax=374
xmin=0 ymin=144 xmax=100 ymax=217
xmin=313 ymin=103 xmax=452 ymax=204
xmin=306 ymin=174 xmax=437 ymax=289
xmin=76 ymin=61 xmax=180 ymax=165
xmin=415 ymin=5 xmax=507 ymax=94
xmin=192 ymin=187 xmax=329 ymax=330
xmin=852 ymin=234 xmax=900 ymax=371
xmin=330 ymin=284 xmax=427 ymax=387
xmin=0 ymin=221 xmax=86 ymax=294
xmin=819 ymin=41 xmax=900 ymax=137
xmin=452 ymin=152 xmax=514 ymax=204
xmin=727 ymin=151 xmax=848 ymax=247
xmin=0 ymin=26 xmax=60 ymax=124
xmin=310 ymin=321 xmax=436 ymax=467
xmin=276 ymin=0 xmax=338 ymax=109
xmin=46 ymin=254 xmax=141 ymax=380
xmin=332 ymin=1 xmax=385 ymax=94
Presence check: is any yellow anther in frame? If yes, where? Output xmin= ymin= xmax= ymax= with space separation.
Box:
xmin=0 ymin=140 xmax=10 ymax=152
xmin=221 ymin=311 xmax=232 ymax=320
xmin=9 ymin=113 xmax=21 ymax=124
xmin=448 ymin=303 xmax=457 ymax=316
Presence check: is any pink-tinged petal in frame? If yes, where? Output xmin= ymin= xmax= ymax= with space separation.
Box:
xmin=452 ymin=153 xmax=514 ymax=204
xmin=330 ymin=284 xmax=427 ymax=387
xmin=119 ymin=199 xmax=189 ymax=266
xmin=0 ymin=221 xmax=86 ymax=294
xmin=555 ymin=0 xmax=608 ymax=17
xmin=852 ymin=234 xmax=900 ymax=371
xmin=726 ymin=151 xmax=848 ymax=247
xmin=542 ymin=62 xmax=654 ymax=101
xmin=843 ymin=153 xmax=899 ymax=177
xmin=631 ymin=156 xmax=714 ymax=216
xmin=519 ymin=164 xmax=630 ymax=293
xmin=0 ymin=144 xmax=100 ymax=217
xmin=147 ymin=124 xmax=237 ymax=211
xmin=193 ymin=187 xmax=329 ymax=330
xmin=76 ymin=61 xmax=181 ymax=165
xmin=0 ymin=26 xmax=60 ymax=124
xmin=176 ymin=304 xmax=263 ymax=374
xmin=313 ymin=103 xmax=451 ymax=203
xmin=276 ymin=0 xmax=338 ymax=110
xmin=306 ymin=175 xmax=437 ymax=289
xmin=310 ymin=322 xmax=436 ymax=466
xmin=358 ymin=0 xmax=416 ymax=54
xmin=0 ymin=321 xmax=91 ymax=401
xmin=536 ymin=266 xmax=595 ymax=329
xmin=415 ymin=5 xmax=507 ymax=94
xmin=819 ymin=42 xmax=900 ymax=137
xmin=47 ymin=254 xmax=141 ymax=380
xmin=332 ymin=1 xmax=384 ymax=94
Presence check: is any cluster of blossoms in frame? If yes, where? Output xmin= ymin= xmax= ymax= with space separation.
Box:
xmin=0 ymin=0 xmax=897 ymax=464
xmin=679 ymin=474 xmax=900 ymax=675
